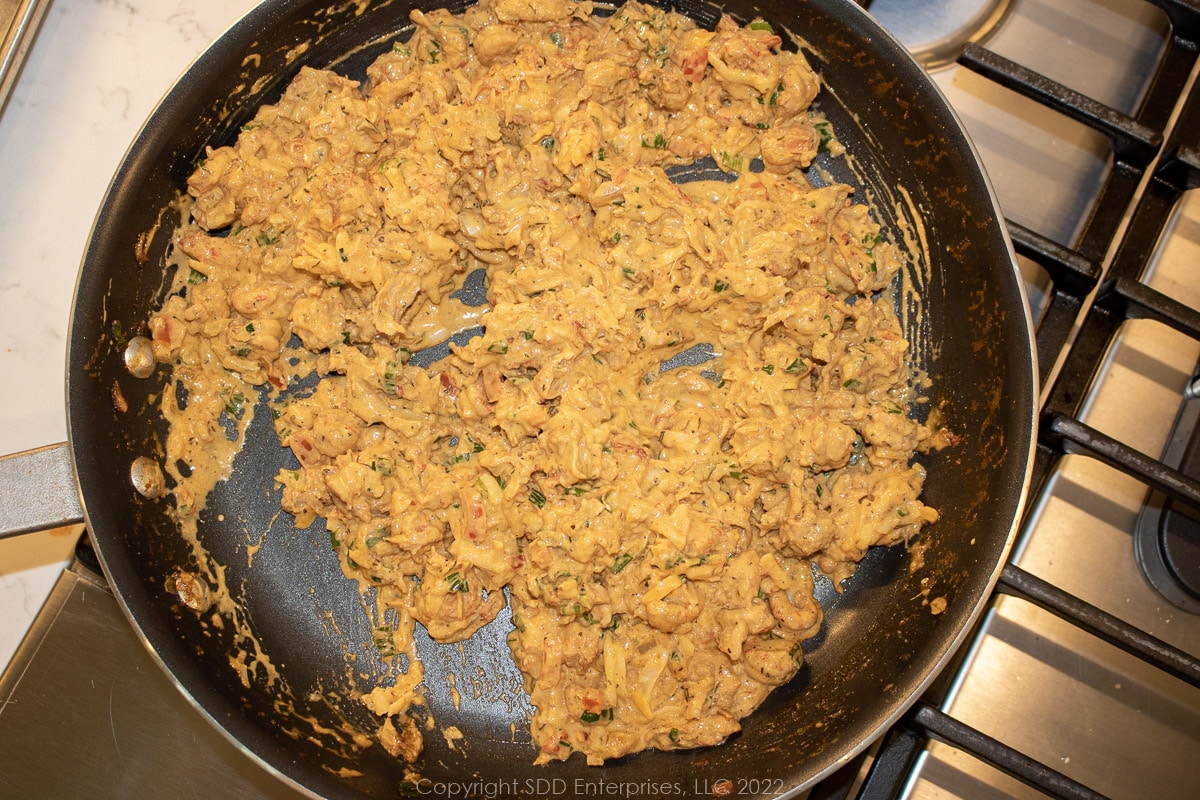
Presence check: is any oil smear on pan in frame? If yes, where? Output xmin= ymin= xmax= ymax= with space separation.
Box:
xmin=197 ymin=0 xmax=388 ymax=134
xmin=133 ymin=0 xmax=949 ymax=775
xmin=792 ymin=27 xmax=953 ymax=606
xmin=794 ymin=30 xmax=937 ymax=383
xmin=122 ymin=210 xmax=380 ymax=762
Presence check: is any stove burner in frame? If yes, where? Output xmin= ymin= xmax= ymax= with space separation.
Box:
xmin=866 ymin=0 xmax=1014 ymax=71
xmin=1136 ymin=376 xmax=1200 ymax=613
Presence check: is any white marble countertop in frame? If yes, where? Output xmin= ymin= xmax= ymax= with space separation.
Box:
xmin=0 ymin=0 xmax=260 ymax=675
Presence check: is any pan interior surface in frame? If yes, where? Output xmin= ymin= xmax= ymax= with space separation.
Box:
xmin=66 ymin=0 xmax=1036 ymax=797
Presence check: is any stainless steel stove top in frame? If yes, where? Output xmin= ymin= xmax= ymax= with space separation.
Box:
xmin=2 ymin=1 xmax=1199 ymax=798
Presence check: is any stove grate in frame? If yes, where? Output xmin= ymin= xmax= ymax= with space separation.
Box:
xmin=812 ymin=2 xmax=1200 ymax=797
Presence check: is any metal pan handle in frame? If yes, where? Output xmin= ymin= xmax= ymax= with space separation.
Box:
xmin=0 ymin=444 xmax=84 ymax=539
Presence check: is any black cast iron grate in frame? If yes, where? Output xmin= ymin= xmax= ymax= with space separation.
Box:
xmin=813 ymin=1 xmax=1200 ymax=798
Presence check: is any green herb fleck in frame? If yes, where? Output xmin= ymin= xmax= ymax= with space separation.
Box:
xmin=446 ymin=571 xmax=469 ymax=593
xmin=222 ymin=390 xmax=246 ymax=416
xmin=373 ymin=626 xmax=396 ymax=657
xmin=815 ymin=121 xmax=834 ymax=153
xmin=383 ymin=360 xmax=401 ymax=396
xmin=768 ymin=81 xmax=783 ymax=106
xmin=719 ymin=150 xmax=745 ymax=172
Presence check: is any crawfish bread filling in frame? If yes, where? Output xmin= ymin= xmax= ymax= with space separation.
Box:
xmin=148 ymin=0 xmax=939 ymax=767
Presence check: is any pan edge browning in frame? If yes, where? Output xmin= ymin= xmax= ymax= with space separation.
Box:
xmin=66 ymin=0 xmax=1036 ymax=797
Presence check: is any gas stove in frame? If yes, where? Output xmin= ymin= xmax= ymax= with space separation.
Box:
xmin=2 ymin=1 xmax=1198 ymax=798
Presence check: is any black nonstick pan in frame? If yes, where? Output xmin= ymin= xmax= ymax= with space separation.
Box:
xmin=2 ymin=0 xmax=1037 ymax=797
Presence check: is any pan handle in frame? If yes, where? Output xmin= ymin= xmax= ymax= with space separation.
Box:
xmin=0 ymin=443 xmax=84 ymax=539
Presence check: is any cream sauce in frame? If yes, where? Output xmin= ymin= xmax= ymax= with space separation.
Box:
xmin=145 ymin=0 xmax=940 ymax=767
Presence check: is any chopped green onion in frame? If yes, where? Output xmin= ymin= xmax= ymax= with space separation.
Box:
xmin=529 ymin=487 xmax=547 ymax=508
xmin=222 ymin=390 xmax=246 ymax=416
xmin=446 ymin=571 xmax=469 ymax=593
xmin=383 ymin=360 xmax=400 ymax=396
xmin=815 ymin=121 xmax=834 ymax=153
xmin=768 ymin=81 xmax=783 ymax=106
xmin=373 ymin=626 xmax=397 ymax=657
xmin=719 ymin=150 xmax=745 ymax=171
